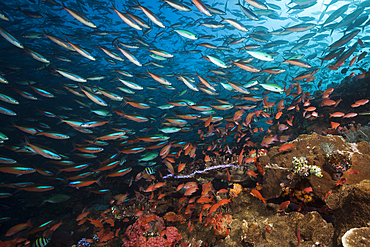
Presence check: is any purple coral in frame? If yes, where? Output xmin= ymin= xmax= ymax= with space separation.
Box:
xmin=121 ymin=215 xmax=182 ymax=247
xmin=146 ymin=236 xmax=168 ymax=247
xmin=162 ymin=226 xmax=182 ymax=246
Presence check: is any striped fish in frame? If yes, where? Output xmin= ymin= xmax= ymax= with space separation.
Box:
xmin=32 ymin=237 xmax=50 ymax=247
xmin=145 ymin=167 xmax=156 ymax=175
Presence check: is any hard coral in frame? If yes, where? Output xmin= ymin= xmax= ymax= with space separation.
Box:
xmin=209 ymin=212 xmax=232 ymax=238
xmin=161 ymin=226 xmax=183 ymax=246
xmin=122 ymin=214 xmax=182 ymax=247
xmin=289 ymin=157 xmax=323 ymax=179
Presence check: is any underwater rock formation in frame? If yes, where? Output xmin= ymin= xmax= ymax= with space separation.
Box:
xmin=260 ymin=132 xmax=370 ymax=200
xmin=342 ymin=227 xmax=370 ymax=247
xmin=326 ymin=180 xmax=370 ymax=246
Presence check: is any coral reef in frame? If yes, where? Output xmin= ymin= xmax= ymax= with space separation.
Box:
xmin=121 ymin=214 xmax=182 ymax=247
xmin=229 ymin=183 xmax=242 ymax=198
xmin=260 ymin=132 xmax=370 ymax=200
xmin=289 ymin=156 xmax=323 ymax=179
xmin=324 ymin=150 xmax=352 ymax=180
xmin=77 ymin=238 xmax=90 ymax=247
xmin=51 ymin=133 xmax=370 ymax=247
xmin=326 ymin=180 xmax=370 ymax=246
xmin=206 ymin=212 xmax=232 ymax=238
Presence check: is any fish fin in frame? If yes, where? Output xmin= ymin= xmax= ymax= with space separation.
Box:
xmin=96 ymin=175 xmax=104 ymax=187
xmin=27 ymin=219 xmax=32 ymax=227
xmin=38 ymin=200 xmax=46 ymax=207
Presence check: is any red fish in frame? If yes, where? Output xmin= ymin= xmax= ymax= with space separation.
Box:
xmin=355 ymin=99 xmax=369 ymax=105
xmin=331 ymin=122 xmax=340 ymax=130
xmin=250 ymin=189 xmax=266 ymax=204
xmin=336 ymin=177 xmax=347 ymax=186
xmin=278 ymin=201 xmax=290 ymax=211
xmin=5 ymin=219 xmax=32 ymax=236
xmin=348 ymin=170 xmax=359 ymax=175
xmin=184 ymin=187 xmax=198 ymax=196
xmin=343 ymin=113 xmax=357 ymax=118
xmin=77 ymin=211 xmax=89 ymax=221
xmin=330 ymin=112 xmax=345 ymax=118
xmin=278 ymin=143 xmax=294 ymax=151
xmin=321 ymin=100 xmax=336 ymax=107
xmin=88 ymin=218 xmax=103 ymax=228
xmin=247 ymin=170 xmax=258 ymax=179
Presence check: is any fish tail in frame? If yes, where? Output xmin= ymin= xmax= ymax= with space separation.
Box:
xmin=27 ymin=219 xmax=32 ymax=227
xmin=15 ymin=3 xmax=22 ymax=11
xmin=55 ymin=168 xmax=62 ymax=176
xmin=96 ymin=175 xmax=104 ymax=187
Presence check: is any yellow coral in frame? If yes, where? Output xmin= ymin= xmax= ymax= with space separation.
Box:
xmin=230 ymin=183 xmax=243 ymax=198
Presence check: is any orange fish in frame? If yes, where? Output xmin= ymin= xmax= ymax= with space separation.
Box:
xmin=201 ymin=182 xmax=213 ymax=196
xmin=348 ymin=170 xmax=359 ymax=175
xmin=336 ymin=177 xmax=347 ymax=186
xmin=158 ymin=194 xmax=166 ymax=200
xmin=355 ymin=99 xmax=369 ymax=105
xmin=247 ymin=170 xmax=258 ymax=179
xmin=184 ymin=187 xmax=198 ymax=196
xmin=245 ymin=156 xmax=256 ymax=163
xmin=154 ymin=182 xmax=166 ymax=189
xmin=88 ymin=218 xmax=103 ymax=228
xmin=50 ymin=221 xmax=63 ymax=232
xmin=275 ymin=111 xmax=283 ymax=119
xmin=217 ymin=189 xmax=228 ymax=194
xmin=204 ymin=155 xmax=211 ymax=162
xmin=76 ymin=211 xmax=90 ymax=221
xmin=250 ymin=189 xmax=266 ymax=204
xmin=5 ymin=219 xmax=32 ymax=236
xmin=330 ymin=112 xmax=345 ymax=118
xmin=105 ymin=219 xmax=114 ymax=227
xmin=176 ymin=183 xmax=184 ymax=191
xmin=278 ymin=143 xmax=294 ymax=151
xmin=278 ymin=201 xmax=290 ymax=211
xmin=225 ymin=167 xmax=231 ymax=181
xmin=208 ymin=199 xmax=230 ymax=215
xmin=135 ymin=211 xmax=144 ymax=217
xmin=331 ymin=122 xmax=340 ymax=130
xmin=321 ymin=100 xmax=336 ymax=107
xmin=256 ymin=163 xmax=265 ymax=176
xmin=238 ymin=149 xmax=244 ymax=165
xmin=303 ymin=187 xmax=313 ymax=193
xmin=78 ymin=218 xmax=87 ymax=226
xmin=145 ymin=185 xmax=155 ymax=192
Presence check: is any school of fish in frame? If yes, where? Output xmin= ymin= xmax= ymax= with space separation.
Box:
xmin=1 ymin=0 xmax=370 ymax=245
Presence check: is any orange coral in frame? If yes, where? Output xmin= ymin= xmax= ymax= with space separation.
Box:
xmin=230 ymin=183 xmax=242 ymax=198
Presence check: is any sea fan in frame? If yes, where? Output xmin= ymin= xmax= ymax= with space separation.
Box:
xmin=320 ymin=142 xmax=335 ymax=155
xmin=358 ymin=126 xmax=370 ymax=142
xmin=344 ymin=130 xmax=358 ymax=143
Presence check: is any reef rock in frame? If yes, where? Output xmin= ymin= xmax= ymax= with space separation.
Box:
xmin=342 ymin=227 xmax=370 ymax=247
xmin=326 ymin=180 xmax=370 ymax=246
xmin=238 ymin=211 xmax=333 ymax=247
xmin=260 ymin=132 xmax=370 ymax=200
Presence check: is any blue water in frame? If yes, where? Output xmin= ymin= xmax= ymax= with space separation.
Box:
xmin=0 ymin=0 xmax=368 ymax=244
